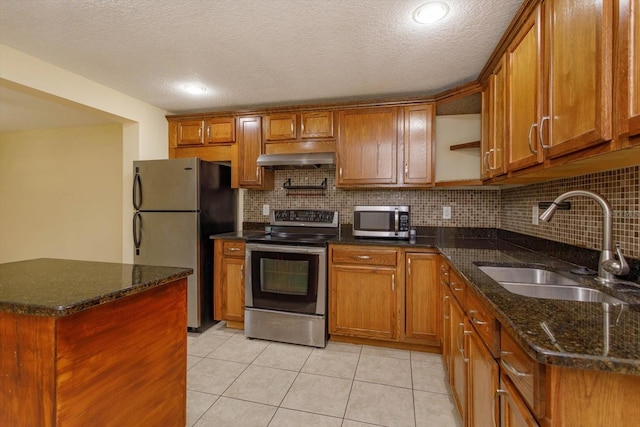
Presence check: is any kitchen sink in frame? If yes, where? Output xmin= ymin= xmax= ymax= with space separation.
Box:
xmin=477 ymin=266 xmax=581 ymax=286
xmin=477 ymin=266 xmax=625 ymax=304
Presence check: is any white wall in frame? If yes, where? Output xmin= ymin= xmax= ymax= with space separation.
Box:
xmin=0 ymin=44 xmax=170 ymax=262
xmin=435 ymin=114 xmax=481 ymax=182
xmin=0 ymin=125 xmax=123 ymax=263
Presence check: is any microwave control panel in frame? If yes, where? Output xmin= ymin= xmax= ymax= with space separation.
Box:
xmin=399 ymin=213 xmax=410 ymax=231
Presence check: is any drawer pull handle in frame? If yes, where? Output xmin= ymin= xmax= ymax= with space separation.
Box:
xmin=227 ymin=247 xmax=241 ymax=252
xmin=408 ymin=258 xmax=412 ymax=275
xmin=452 ymin=285 xmax=463 ymax=292
xmin=355 ymin=255 xmax=371 ymax=260
xmin=392 ymin=273 xmax=395 ymax=291
xmin=443 ymin=295 xmax=450 ymax=320
xmin=469 ymin=310 xmax=488 ymax=325
xmin=501 ymin=354 xmax=531 ymax=377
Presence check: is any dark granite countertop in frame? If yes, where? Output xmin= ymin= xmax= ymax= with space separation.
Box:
xmin=0 ymin=258 xmax=192 ymax=317
xmin=210 ymin=230 xmax=264 ymax=240
xmin=212 ymin=226 xmax=640 ymax=375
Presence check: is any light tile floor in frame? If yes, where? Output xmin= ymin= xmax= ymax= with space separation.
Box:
xmin=187 ymin=322 xmax=462 ymax=427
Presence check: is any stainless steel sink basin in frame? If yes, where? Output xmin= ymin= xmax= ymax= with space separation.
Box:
xmin=498 ymin=282 xmax=624 ymax=304
xmin=477 ymin=266 xmax=581 ymax=286
xmin=477 ymin=266 xmax=625 ymax=304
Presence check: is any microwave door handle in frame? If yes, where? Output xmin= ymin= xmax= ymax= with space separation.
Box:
xmin=394 ymin=208 xmax=399 ymax=236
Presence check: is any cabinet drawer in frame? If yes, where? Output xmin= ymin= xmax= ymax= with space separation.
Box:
xmin=222 ymin=241 xmax=245 ymax=257
xmin=500 ymin=329 xmax=545 ymax=419
xmin=331 ymin=246 xmax=397 ymax=267
xmin=449 ymin=269 xmax=466 ymax=308
xmin=466 ymin=287 xmax=500 ymax=358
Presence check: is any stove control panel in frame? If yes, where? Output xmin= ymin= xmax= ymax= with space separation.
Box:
xmin=272 ymin=209 xmax=338 ymax=227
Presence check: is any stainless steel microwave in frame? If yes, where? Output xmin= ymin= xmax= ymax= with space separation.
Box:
xmin=352 ymin=205 xmax=410 ymax=239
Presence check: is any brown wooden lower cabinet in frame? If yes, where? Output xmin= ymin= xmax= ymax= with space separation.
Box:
xmin=1 ymin=279 xmax=187 ymax=427
xmin=449 ymin=291 xmax=467 ymax=423
xmin=328 ymin=244 xmax=400 ymax=340
xmin=328 ymin=245 xmax=441 ymax=348
xmin=499 ymin=374 xmax=539 ymax=427
xmin=404 ymin=252 xmax=440 ymax=344
xmin=213 ymin=239 xmax=246 ymax=328
xmin=468 ymin=322 xmax=500 ymax=427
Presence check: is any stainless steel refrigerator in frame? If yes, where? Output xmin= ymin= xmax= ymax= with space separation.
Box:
xmin=132 ymin=158 xmax=236 ymax=330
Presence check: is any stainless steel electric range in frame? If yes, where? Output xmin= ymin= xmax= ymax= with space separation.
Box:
xmin=244 ymin=209 xmax=339 ymax=348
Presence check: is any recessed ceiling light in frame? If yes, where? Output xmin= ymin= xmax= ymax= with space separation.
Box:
xmin=183 ymin=83 xmax=207 ymax=95
xmin=413 ymin=1 xmax=450 ymax=24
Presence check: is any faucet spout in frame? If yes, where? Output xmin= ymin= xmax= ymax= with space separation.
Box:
xmin=538 ymin=190 xmax=626 ymax=284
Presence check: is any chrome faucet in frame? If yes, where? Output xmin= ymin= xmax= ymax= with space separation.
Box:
xmin=539 ymin=190 xmax=629 ymax=284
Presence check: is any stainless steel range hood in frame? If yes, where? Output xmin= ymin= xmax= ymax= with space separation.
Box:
xmin=256 ymin=152 xmax=335 ymax=170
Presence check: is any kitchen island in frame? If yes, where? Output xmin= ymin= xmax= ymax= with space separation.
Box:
xmin=0 ymin=258 xmax=192 ymax=427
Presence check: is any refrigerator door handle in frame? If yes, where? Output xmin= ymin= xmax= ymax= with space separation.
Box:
xmin=132 ymin=171 xmax=142 ymax=210
xmin=133 ymin=212 xmax=142 ymax=250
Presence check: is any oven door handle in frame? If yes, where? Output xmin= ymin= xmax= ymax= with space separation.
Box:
xmin=245 ymin=243 xmax=327 ymax=255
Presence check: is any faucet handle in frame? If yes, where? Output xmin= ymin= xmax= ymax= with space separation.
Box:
xmin=602 ymin=243 xmax=630 ymax=276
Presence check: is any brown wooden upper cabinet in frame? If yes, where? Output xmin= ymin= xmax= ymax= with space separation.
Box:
xmin=205 ymin=117 xmax=235 ymax=144
xmin=265 ymin=111 xmax=334 ymax=142
xmin=176 ymin=120 xmax=205 ymax=146
xmin=402 ymin=104 xmax=435 ymax=187
xmin=337 ymin=107 xmax=398 ymax=187
xmin=301 ymin=111 xmax=334 ymax=139
xmin=175 ymin=117 xmax=235 ymax=146
xmin=481 ymin=57 xmax=507 ymax=180
xmin=618 ymin=0 xmax=640 ymax=142
xmin=336 ymin=105 xmax=434 ymax=188
xmin=237 ymin=116 xmax=274 ymax=189
xmin=265 ymin=113 xmax=297 ymax=141
xmin=506 ymin=0 xmax=613 ymax=171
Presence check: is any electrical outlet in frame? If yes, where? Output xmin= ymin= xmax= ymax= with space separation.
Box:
xmin=262 ymin=204 xmax=270 ymax=216
xmin=443 ymin=206 xmax=451 ymax=220
xmin=532 ymin=205 xmax=539 ymax=225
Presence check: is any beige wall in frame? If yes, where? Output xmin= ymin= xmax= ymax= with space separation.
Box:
xmin=0 ymin=125 xmax=123 ymax=263
xmin=0 ymin=44 xmax=169 ymax=262
xmin=435 ymin=114 xmax=481 ymax=182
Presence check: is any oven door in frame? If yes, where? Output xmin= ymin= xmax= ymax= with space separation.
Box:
xmin=245 ymin=243 xmax=327 ymax=316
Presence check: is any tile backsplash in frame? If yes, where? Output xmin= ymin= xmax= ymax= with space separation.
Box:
xmin=243 ymin=166 xmax=639 ymax=259
xmin=501 ymin=166 xmax=640 ymax=259
xmin=244 ymin=169 xmax=500 ymax=228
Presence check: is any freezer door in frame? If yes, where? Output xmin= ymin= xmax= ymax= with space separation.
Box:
xmin=133 ymin=158 xmax=199 ymax=211
xmin=134 ymin=211 xmax=202 ymax=328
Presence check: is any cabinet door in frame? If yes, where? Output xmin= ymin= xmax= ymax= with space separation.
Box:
xmin=490 ymin=57 xmax=507 ymax=176
xmin=402 ymin=104 xmax=434 ymax=186
xmin=449 ymin=298 xmax=467 ymax=424
xmin=301 ymin=111 xmax=334 ymax=139
xmin=468 ymin=328 xmax=500 ymax=427
xmin=220 ymin=257 xmax=245 ymax=322
xmin=542 ymin=0 xmax=612 ymax=158
xmin=405 ymin=252 xmax=439 ymax=342
xmin=238 ymin=116 xmax=272 ymax=188
xmin=506 ymin=6 xmax=544 ymax=171
xmin=177 ymin=120 xmax=204 ymax=146
xmin=499 ymin=375 xmax=539 ymax=427
xmin=329 ymin=265 xmax=398 ymax=340
xmin=337 ymin=107 xmax=398 ymax=186
xmin=619 ymin=0 xmax=640 ymax=140
xmin=265 ymin=113 xmax=296 ymax=141
xmin=205 ymin=117 xmax=235 ymax=144
xmin=442 ymin=285 xmax=452 ymax=375
xmin=480 ymin=82 xmax=492 ymax=180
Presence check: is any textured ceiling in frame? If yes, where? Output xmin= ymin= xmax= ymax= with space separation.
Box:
xmin=0 ymin=0 xmax=523 ymax=117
